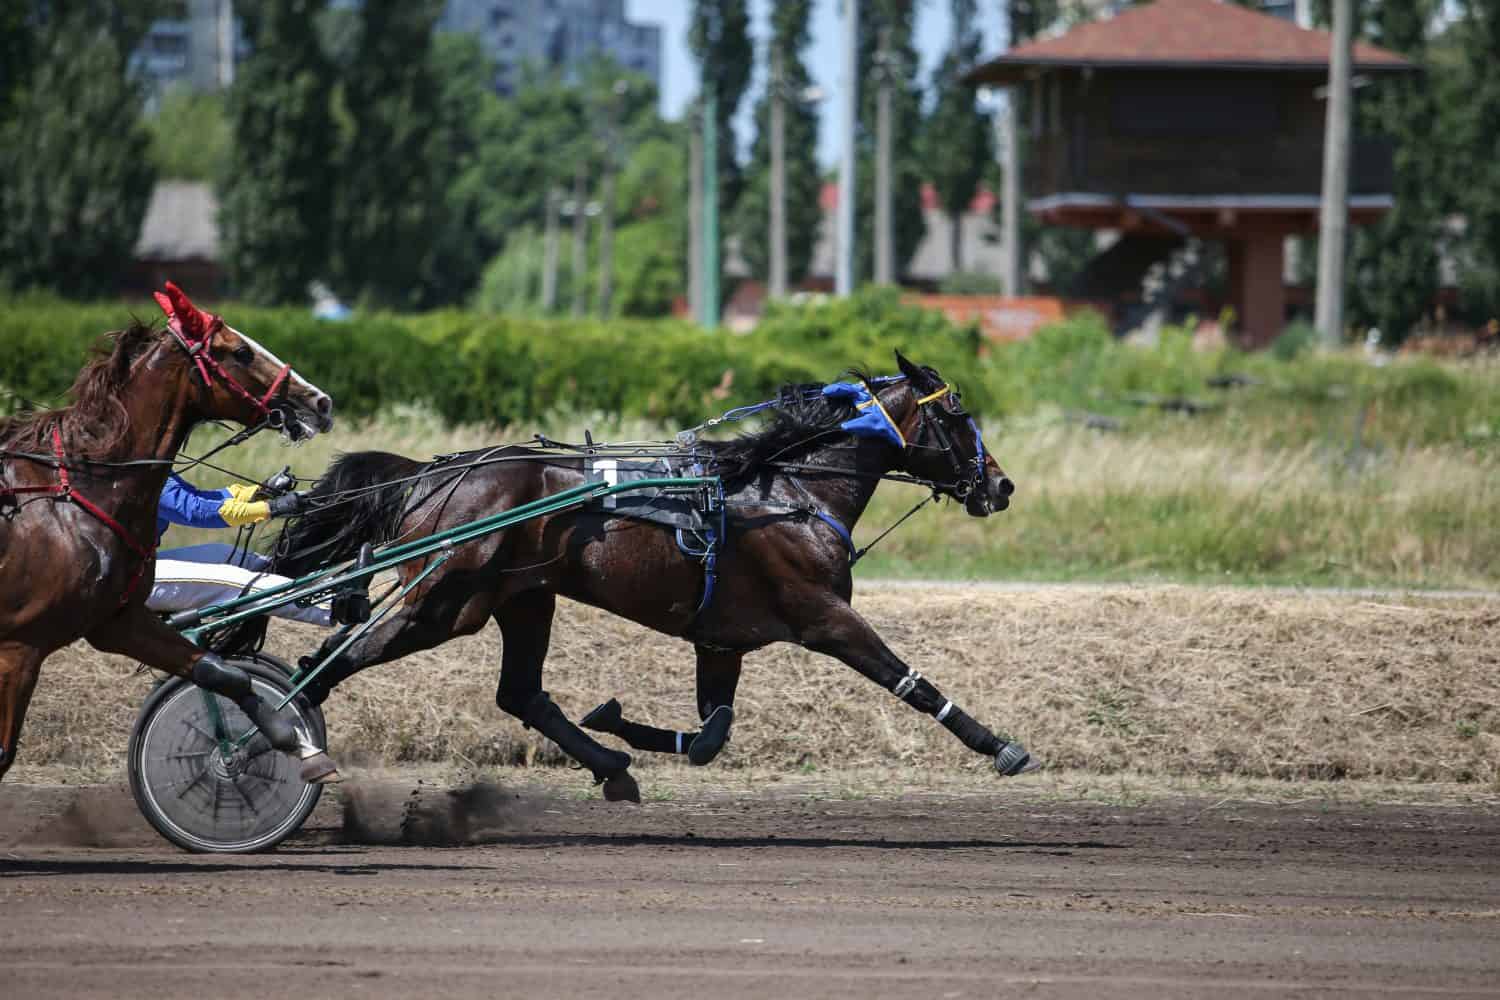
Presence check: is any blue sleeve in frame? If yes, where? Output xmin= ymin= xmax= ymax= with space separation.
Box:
xmin=157 ymin=474 xmax=232 ymax=532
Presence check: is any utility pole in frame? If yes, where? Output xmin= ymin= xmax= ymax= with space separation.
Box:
xmin=1315 ymin=0 xmax=1352 ymax=348
xmin=542 ymin=186 xmax=560 ymax=312
xmin=836 ymin=0 xmax=858 ymax=297
xmin=701 ymin=86 xmax=720 ymax=328
xmin=874 ymin=25 xmax=894 ymax=287
xmin=571 ymin=163 xmax=588 ymax=318
xmin=1294 ymin=0 xmax=1313 ymax=29
xmin=598 ymin=80 xmax=627 ymax=318
xmin=688 ymin=121 xmax=703 ymax=322
xmin=769 ymin=50 xmax=788 ymax=299
xmin=218 ymin=0 xmax=235 ymax=88
xmin=999 ymin=93 xmax=1021 ymax=297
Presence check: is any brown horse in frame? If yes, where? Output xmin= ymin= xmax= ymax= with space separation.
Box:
xmin=273 ymin=353 xmax=1034 ymax=801
xmin=0 ymin=285 xmax=336 ymax=782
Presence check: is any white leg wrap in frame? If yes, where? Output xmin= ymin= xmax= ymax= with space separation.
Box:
xmin=935 ymin=700 xmax=954 ymax=722
xmin=892 ymin=669 xmax=922 ymax=700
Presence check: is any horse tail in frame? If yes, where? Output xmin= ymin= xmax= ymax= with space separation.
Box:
xmin=269 ymin=451 xmax=425 ymax=576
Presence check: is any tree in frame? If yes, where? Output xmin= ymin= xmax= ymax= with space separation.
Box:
xmin=147 ymin=88 xmax=231 ymax=181
xmin=856 ymin=0 xmax=925 ymax=282
xmin=734 ymin=0 xmax=820 ymax=287
xmin=331 ymin=0 xmax=446 ymax=307
xmin=1449 ymin=0 xmax=1500 ymax=322
xmin=689 ymin=0 xmax=754 ymax=232
xmin=925 ymin=0 xmax=991 ymax=272
xmin=0 ymin=9 xmax=156 ymax=297
xmin=1346 ymin=0 xmax=1443 ymax=340
xmin=219 ymin=0 xmax=338 ymax=305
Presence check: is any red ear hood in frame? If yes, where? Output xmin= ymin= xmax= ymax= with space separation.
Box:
xmin=154 ymin=281 xmax=217 ymax=341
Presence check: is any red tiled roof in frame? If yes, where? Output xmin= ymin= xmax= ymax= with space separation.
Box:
xmin=819 ymin=182 xmax=997 ymax=215
xmin=968 ymin=0 xmax=1413 ymax=83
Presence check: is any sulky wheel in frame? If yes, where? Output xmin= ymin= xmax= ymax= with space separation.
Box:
xmin=128 ymin=654 xmax=327 ymax=853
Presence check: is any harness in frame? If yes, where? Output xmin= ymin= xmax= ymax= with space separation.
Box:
xmin=0 ymin=426 xmax=156 ymax=606
xmin=154 ymin=290 xmax=291 ymax=424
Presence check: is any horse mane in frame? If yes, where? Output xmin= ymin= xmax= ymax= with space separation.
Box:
xmin=269 ymin=450 xmax=428 ymax=576
xmin=701 ymin=372 xmax=870 ymax=486
xmin=0 ymin=322 xmax=160 ymax=458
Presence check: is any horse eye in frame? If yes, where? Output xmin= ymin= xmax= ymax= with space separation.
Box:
xmin=232 ymin=346 xmax=254 ymax=365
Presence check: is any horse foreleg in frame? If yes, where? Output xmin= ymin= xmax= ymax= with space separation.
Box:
xmin=797 ymin=601 xmax=1039 ymax=776
xmin=85 ymin=606 xmax=340 ymax=783
xmin=581 ymin=646 xmax=741 ymax=765
xmin=492 ymin=591 xmax=638 ymax=802
xmin=0 ymin=642 xmax=44 ymax=781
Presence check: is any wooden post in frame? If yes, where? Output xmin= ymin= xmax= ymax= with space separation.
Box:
xmin=1314 ymin=0 xmax=1352 ymax=348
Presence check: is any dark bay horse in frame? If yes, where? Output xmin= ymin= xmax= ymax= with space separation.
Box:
xmin=0 ymin=285 xmax=337 ymax=782
xmin=275 ymin=352 xmax=1034 ymax=801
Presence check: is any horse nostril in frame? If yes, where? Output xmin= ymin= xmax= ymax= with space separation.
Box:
xmin=998 ymin=477 xmax=1015 ymax=497
xmin=316 ymin=395 xmax=331 ymax=415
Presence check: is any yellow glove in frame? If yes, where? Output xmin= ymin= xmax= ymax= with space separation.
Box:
xmin=226 ymin=483 xmax=260 ymax=502
xmin=218 ymin=497 xmax=272 ymax=527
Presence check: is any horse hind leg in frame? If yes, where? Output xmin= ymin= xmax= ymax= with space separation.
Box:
xmin=581 ymin=647 xmax=742 ymax=766
xmin=0 ymin=642 xmax=44 ymax=782
xmin=492 ymin=591 xmax=638 ymax=802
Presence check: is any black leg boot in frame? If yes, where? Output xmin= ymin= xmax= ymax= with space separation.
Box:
xmin=523 ymin=692 xmax=637 ymax=801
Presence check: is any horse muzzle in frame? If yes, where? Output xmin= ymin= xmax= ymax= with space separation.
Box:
xmin=965 ymin=473 xmax=1014 ymax=517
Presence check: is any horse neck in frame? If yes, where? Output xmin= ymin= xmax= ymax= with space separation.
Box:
xmin=791 ymin=433 xmax=902 ymax=530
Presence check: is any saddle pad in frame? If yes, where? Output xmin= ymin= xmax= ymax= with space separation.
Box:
xmin=584 ymin=458 xmax=707 ymax=532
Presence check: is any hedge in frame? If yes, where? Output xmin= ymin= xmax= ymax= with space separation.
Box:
xmin=2 ymin=289 xmax=1496 ymax=447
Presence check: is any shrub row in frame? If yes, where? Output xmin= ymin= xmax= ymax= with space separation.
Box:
xmin=2 ymin=289 xmax=1496 ymax=446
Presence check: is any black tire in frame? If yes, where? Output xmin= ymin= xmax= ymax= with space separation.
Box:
xmin=128 ymin=654 xmax=327 ymax=854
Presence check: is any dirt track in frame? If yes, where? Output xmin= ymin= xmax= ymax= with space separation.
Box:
xmin=3 ymin=776 xmax=1499 ymax=998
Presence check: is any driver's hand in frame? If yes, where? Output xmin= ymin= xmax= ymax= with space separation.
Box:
xmin=268 ymin=492 xmax=306 ymax=518
xmin=226 ymin=483 xmax=259 ymax=502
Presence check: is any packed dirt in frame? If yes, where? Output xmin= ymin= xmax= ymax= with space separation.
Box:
xmin=3 ymin=772 xmax=1498 ymax=998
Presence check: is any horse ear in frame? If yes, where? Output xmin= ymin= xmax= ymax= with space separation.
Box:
xmin=163 ymin=282 xmax=205 ymax=337
xmin=894 ymin=350 xmax=925 ymax=383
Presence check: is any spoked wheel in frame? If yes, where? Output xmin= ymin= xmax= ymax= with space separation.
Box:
xmin=128 ymin=654 xmax=327 ymax=853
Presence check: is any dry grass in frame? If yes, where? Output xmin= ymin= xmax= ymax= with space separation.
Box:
xmin=13 ymin=585 xmax=1499 ymax=787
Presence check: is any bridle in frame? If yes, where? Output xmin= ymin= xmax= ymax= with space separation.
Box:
xmin=159 ymin=307 xmax=292 ymax=426
xmin=860 ymin=377 xmax=989 ymax=503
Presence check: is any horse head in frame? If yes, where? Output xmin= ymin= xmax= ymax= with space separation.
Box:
xmin=890 ymin=351 xmax=1013 ymax=517
xmin=153 ymin=282 xmax=333 ymax=441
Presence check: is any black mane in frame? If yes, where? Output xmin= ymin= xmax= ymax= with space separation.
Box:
xmin=700 ymin=376 xmax=869 ymax=486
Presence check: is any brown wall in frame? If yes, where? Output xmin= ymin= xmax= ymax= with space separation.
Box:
xmin=1026 ymin=68 xmax=1394 ymax=198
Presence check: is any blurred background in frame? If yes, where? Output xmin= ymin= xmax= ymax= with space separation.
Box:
xmin=2 ymin=0 xmax=1498 ymax=588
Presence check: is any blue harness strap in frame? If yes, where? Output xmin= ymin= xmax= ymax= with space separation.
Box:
xmin=810 ymin=509 xmax=857 ymax=561
xmin=675 ymin=479 xmax=727 ymax=618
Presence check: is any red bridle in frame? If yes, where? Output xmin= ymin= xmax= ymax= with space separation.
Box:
xmin=154 ymin=282 xmax=292 ymax=423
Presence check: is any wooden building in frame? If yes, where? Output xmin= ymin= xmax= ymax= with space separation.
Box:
xmin=968 ymin=0 xmax=1416 ymax=347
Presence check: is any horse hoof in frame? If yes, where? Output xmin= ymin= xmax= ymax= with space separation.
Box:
xmin=299 ymin=752 xmax=343 ymax=784
xmin=581 ymin=698 xmax=623 ymax=734
xmin=994 ymin=742 xmax=1040 ymax=777
xmin=687 ymin=705 xmax=733 ymax=766
xmin=601 ymin=771 xmax=641 ymax=803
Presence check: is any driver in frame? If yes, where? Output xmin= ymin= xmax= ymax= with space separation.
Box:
xmin=148 ymin=473 xmax=331 ymax=626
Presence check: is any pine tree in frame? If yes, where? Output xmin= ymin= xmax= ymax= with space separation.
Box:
xmin=331 ymin=0 xmax=446 ymax=307
xmin=0 ymin=9 xmax=155 ymax=297
xmin=219 ymin=0 xmax=338 ymax=305
xmin=857 ymin=0 xmax=925 ymax=282
xmin=733 ymin=0 xmax=820 ymax=286
xmin=1347 ymin=0 xmax=1442 ymax=340
xmin=924 ymin=0 xmax=991 ymax=273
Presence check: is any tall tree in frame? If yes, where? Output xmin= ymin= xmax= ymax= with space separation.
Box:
xmin=856 ymin=0 xmax=925 ymax=282
xmin=219 ymin=0 xmax=337 ymax=305
xmin=689 ymin=0 xmax=754 ymax=246
xmin=925 ymin=0 xmax=991 ymax=272
xmin=1347 ymin=0 xmax=1442 ymax=340
xmin=0 ymin=8 xmax=156 ymax=297
xmin=331 ymin=0 xmax=446 ymax=307
xmin=734 ymin=0 xmax=820 ymax=287
xmin=1450 ymin=0 xmax=1500 ymax=322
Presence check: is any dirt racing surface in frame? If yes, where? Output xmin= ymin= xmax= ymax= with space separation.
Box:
xmin=3 ymin=775 xmax=1499 ymax=998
